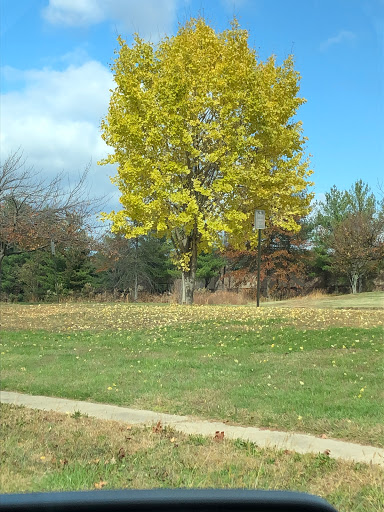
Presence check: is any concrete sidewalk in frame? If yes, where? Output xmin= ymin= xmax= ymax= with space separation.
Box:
xmin=1 ymin=390 xmax=383 ymax=467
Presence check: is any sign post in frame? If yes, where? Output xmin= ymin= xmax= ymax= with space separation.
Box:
xmin=254 ymin=210 xmax=265 ymax=307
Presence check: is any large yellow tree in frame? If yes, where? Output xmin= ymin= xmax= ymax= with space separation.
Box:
xmin=99 ymin=18 xmax=313 ymax=303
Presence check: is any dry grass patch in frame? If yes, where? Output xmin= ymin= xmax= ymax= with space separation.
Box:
xmin=266 ymin=291 xmax=384 ymax=310
xmin=1 ymin=303 xmax=383 ymax=332
xmin=1 ymin=404 xmax=384 ymax=512
xmin=193 ymin=289 xmax=250 ymax=305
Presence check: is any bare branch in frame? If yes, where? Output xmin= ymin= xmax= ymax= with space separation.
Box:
xmin=0 ymin=150 xmax=108 ymax=267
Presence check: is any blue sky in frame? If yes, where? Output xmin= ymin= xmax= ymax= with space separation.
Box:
xmin=1 ymin=0 xmax=383 ymax=207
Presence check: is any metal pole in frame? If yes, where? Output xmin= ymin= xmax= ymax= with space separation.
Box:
xmin=257 ymin=228 xmax=261 ymax=307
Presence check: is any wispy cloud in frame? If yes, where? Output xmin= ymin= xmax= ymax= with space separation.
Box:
xmin=41 ymin=0 xmax=179 ymax=40
xmin=221 ymin=0 xmax=249 ymax=9
xmin=320 ymin=30 xmax=356 ymax=51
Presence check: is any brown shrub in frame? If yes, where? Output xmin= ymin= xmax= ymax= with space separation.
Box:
xmin=193 ymin=289 xmax=250 ymax=305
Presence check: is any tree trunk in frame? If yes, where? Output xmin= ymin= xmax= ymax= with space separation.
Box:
xmin=133 ymin=237 xmax=139 ymax=302
xmin=266 ymin=275 xmax=270 ymax=299
xmin=0 ymin=250 xmax=4 ymax=294
xmin=181 ymin=272 xmax=186 ymax=304
xmin=181 ymin=227 xmax=198 ymax=304
xmin=133 ymin=273 xmax=138 ymax=302
xmin=182 ymin=268 xmax=196 ymax=304
xmin=350 ymin=273 xmax=358 ymax=294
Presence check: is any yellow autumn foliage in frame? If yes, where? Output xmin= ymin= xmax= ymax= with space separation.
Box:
xmin=99 ymin=18 xmax=313 ymax=270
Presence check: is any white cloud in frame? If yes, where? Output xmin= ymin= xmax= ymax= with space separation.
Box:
xmin=320 ymin=30 xmax=356 ymax=51
xmin=42 ymin=0 xmax=104 ymax=26
xmin=42 ymin=0 xmax=178 ymax=39
xmin=0 ymin=60 xmax=117 ymax=204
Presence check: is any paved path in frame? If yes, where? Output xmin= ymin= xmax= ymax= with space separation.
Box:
xmin=1 ymin=391 xmax=383 ymax=467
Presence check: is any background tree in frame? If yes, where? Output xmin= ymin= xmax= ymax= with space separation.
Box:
xmin=17 ymin=251 xmax=57 ymax=302
xmin=1 ymin=253 xmax=29 ymax=301
xmin=224 ymin=220 xmax=309 ymax=299
xmin=99 ymin=18 xmax=313 ymax=304
xmin=1 ymin=242 xmax=98 ymax=302
xmin=61 ymin=247 xmax=96 ymax=294
xmin=196 ymin=250 xmax=226 ymax=289
xmin=310 ymin=180 xmax=383 ymax=292
xmin=0 ymin=149 xmax=103 ymax=285
xmin=95 ymin=232 xmax=174 ymax=300
xmin=329 ymin=212 xmax=384 ymax=294
xmin=261 ymin=222 xmax=310 ymax=299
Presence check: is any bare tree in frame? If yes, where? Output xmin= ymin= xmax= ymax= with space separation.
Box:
xmin=0 ymin=149 xmax=106 ymax=283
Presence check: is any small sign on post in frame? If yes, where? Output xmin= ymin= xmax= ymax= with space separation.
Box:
xmin=254 ymin=210 xmax=265 ymax=308
xmin=254 ymin=210 xmax=265 ymax=230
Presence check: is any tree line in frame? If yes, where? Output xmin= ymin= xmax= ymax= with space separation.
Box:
xmin=1 ymin=150 xmax=383 ymax=302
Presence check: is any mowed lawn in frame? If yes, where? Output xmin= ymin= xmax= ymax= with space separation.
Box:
xmin=1 ymin=299 xmax=383 ymax=447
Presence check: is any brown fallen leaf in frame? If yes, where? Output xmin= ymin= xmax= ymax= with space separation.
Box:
xmin=94 ymin=480 xmax=107 ymax=489
xmin=152 ymin=421 xmax=162 ymax=433
xmin=323 ymin=449 xmax=331 ymax=456
xmin=118 ymin=447 xmax=126 ymax=460
xmin=59 ymin=459 xmax=68 ymax=466
xmin=214 ymin=431 xmax=225 ymax=441
xmin=126 ymin=425 xmax=132 ymax=430
xmin=320 ymin=434 xmax=327 ymax=439
xmin=283 ymin=450 xmax=293 ymax=455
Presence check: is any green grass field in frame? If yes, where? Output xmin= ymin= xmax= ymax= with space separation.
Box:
xmin=1 ymin=296 xmax=384 ymax=509
xmin=1 ymin=299 xmax=383 ymax=446
xmin=1 ymin=404 xmax=383 ymax=512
